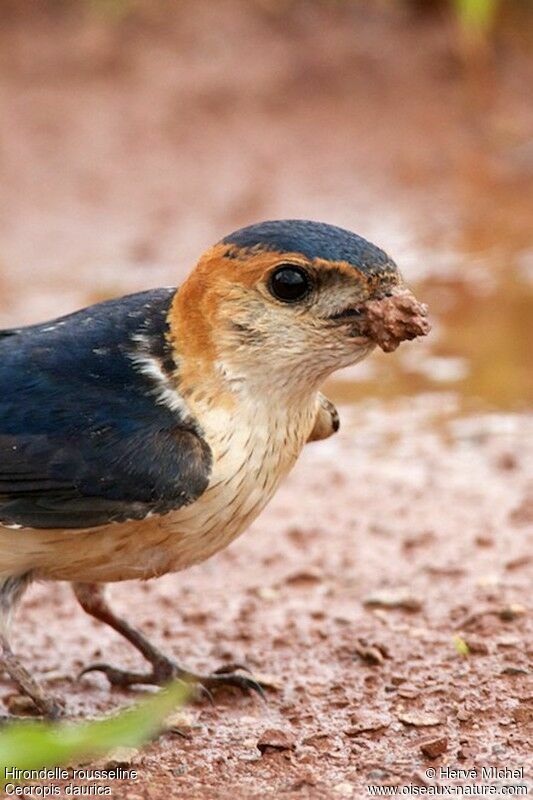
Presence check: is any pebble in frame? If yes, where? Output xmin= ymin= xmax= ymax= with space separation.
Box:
xmin=102 ymin=747 xmax=140 ymax=767
xmin=333 ymin=782 xmax=354 ymax=796
xmin=254 ymin=586 xmax=280 ymax=601
xmin=397 ymin=685 xmax=420 ymax=699
xmin=499 ymin=604 xmax=526 ymax=621
xmin=397 ymin=711 xmax=442 ymax=727
xmin=257 ymin=727 xmax=296 ymax=753
xmin=5 ymin=694 xmax=41 ymax=716
xmin=363 ymin=589 xmax=423 ymax=612
xmin=367 ymin=769 xmax=388 ymax=780
xmin=420 ymin=736 xmax=448 ymax=758
xmin=464 ymin=637 xmax=490 ymax=655
xmin=354 ymin=640 xmax=385 ymax=665
xmin=501 ymin=666 xmax=529 ymax=675
xmin=345 ymin=712 xmax=392 ymax=735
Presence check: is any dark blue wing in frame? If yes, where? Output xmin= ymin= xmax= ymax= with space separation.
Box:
xmin=0 ymin=289 xmax=212 ymax=529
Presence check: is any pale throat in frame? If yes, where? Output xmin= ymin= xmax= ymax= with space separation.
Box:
xmin=212 ymin=341 xmax=333 ymax=406
xmin=179 ymin=349 xmax=319 ymax=482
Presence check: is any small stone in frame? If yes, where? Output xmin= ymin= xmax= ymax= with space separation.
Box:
xmin=420 ymin=736 xmax=448 ymax=758
xmin=390 ymin=675 xmax=407 ymax=686
xmin=497 ymin=635 xmax=521 ymax=648
xmin=397 ymin=711 xmax=442 ymax=727
xmin=499 ymin=604 xmax=526 ymax=621
xmin=501 ymin=666 xmax=529 ymax=675
xmin=164 ymin=709 xmax=194 ymax=730
xmin=397 ymin=685 xmax=420 ymax=699
xmin=333 ymin=782 xmax=354 ymax=796
xmin=4 ymin=694 xmax=41 ymax=716
xmin=367 ymin=769 xmax=388 ymax=780
xmin=102 ymin=747 xmax=140 ymax=767
xmin=254 ymin=586 xmax=279 ymax=601
xmin=284 ymin=568 xmax=324 ymax=586
xmin=363 ymin=589 xmax=423 ymax=612
xmin=239 ymin=752 xmax=262 ymax=762
xmin=457 ymin=746 xmax=474 ymax=761
xmin=257 ymin=727 xmax=296 ymax=753
xmin=354 ymin=640 xmax=385 ymax=665
xmin=464 ymin=637 xmax=489 ymax=655
xmin=302 ymin=732 xmax=330 ymax=748
xmin=344 ymin=712 xmax=391 ymax=735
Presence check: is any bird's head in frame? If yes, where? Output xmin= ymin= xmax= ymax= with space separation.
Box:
xmin=172 ymin=220 xmax=429 ymax=397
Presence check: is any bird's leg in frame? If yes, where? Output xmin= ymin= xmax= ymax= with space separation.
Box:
xmin=0 ymin=574 xmax=62 ymax=718
xmin=74 ymin=582 xmax=265 ymax=699
xmin=0 ymin=635 xmax=61 ymax=718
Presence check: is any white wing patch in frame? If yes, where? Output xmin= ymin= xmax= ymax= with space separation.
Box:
xmin=129 ymin=334 xmax=191 ymax=419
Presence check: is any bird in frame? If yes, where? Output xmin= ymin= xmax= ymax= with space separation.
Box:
xmin=0 ymin=219 xmax=429 ymax=717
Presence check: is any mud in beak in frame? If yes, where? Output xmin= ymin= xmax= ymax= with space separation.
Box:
xmin=331 ymin=288 xmax=430 ymax=352
xmin=361 ymin=288 xmax=430 ymax=352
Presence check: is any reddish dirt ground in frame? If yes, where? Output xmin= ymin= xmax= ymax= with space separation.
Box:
xmin=0 ymin=2 xmax=531 ymax=798
xmin=11 ymin=398 xmax=533 ymax=797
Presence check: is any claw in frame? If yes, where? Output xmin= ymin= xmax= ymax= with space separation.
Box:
xmin=77 ymin=662 xmax=148 ymax=688
xmin=212 ymin=662 xmax=253 ymax=676
xmin=188 ymin=681 xmax=215 ymax=706
xmin=205 ymin=672 xmax=267 ymax=702
xmin=77 ymin=659 xmax=268 ymax=703
xmin=77 ymin=662 xmax=108 ymax=681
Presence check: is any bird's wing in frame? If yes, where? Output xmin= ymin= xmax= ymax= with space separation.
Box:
xmin=307 ymin=394 xmax=340 ymax=442
xmin=0 ymin=289 xmax=212 ymax=529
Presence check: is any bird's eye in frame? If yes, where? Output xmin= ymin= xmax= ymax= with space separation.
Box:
xmin=268 ymin=266 xmax=310 ymax=303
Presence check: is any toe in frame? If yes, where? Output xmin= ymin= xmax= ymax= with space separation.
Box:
xmin=204 ymin=671 xmax=267 ymax=701
xmin=78 ymin=663 xmax=139 ymax=688
xmin=212 ymin=662 xmax=253 ymax=676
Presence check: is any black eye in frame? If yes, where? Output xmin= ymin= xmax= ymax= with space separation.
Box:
xmin=269 ymin=266 xmax=310 ymax=303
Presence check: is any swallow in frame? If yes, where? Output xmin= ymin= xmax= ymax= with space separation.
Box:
xmin=0 ymin=219 xmax=430 ymax=716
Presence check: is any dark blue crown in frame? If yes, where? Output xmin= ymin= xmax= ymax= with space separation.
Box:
xmin=222 ymin=219 xmax=396 ymax=275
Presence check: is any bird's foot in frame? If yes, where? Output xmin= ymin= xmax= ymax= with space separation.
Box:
xmin=78 ymin=658 xmax=266 ymax=701
xmin=0 ymin=638 xmax=63 ymax=719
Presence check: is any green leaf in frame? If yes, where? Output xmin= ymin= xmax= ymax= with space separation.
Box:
xmin=452 ymin=634 xmax=470 ymax=657
xmin=0 ymin=682 xmax=188 ymax=781
xmin=453 ymin=0 xmax=499 ymax=34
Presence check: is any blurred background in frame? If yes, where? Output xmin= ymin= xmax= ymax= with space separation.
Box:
xmin=1 ymin=5 xmax=532 ymax=784
xmin=0 ymin=0 xmax=531 ymax=411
